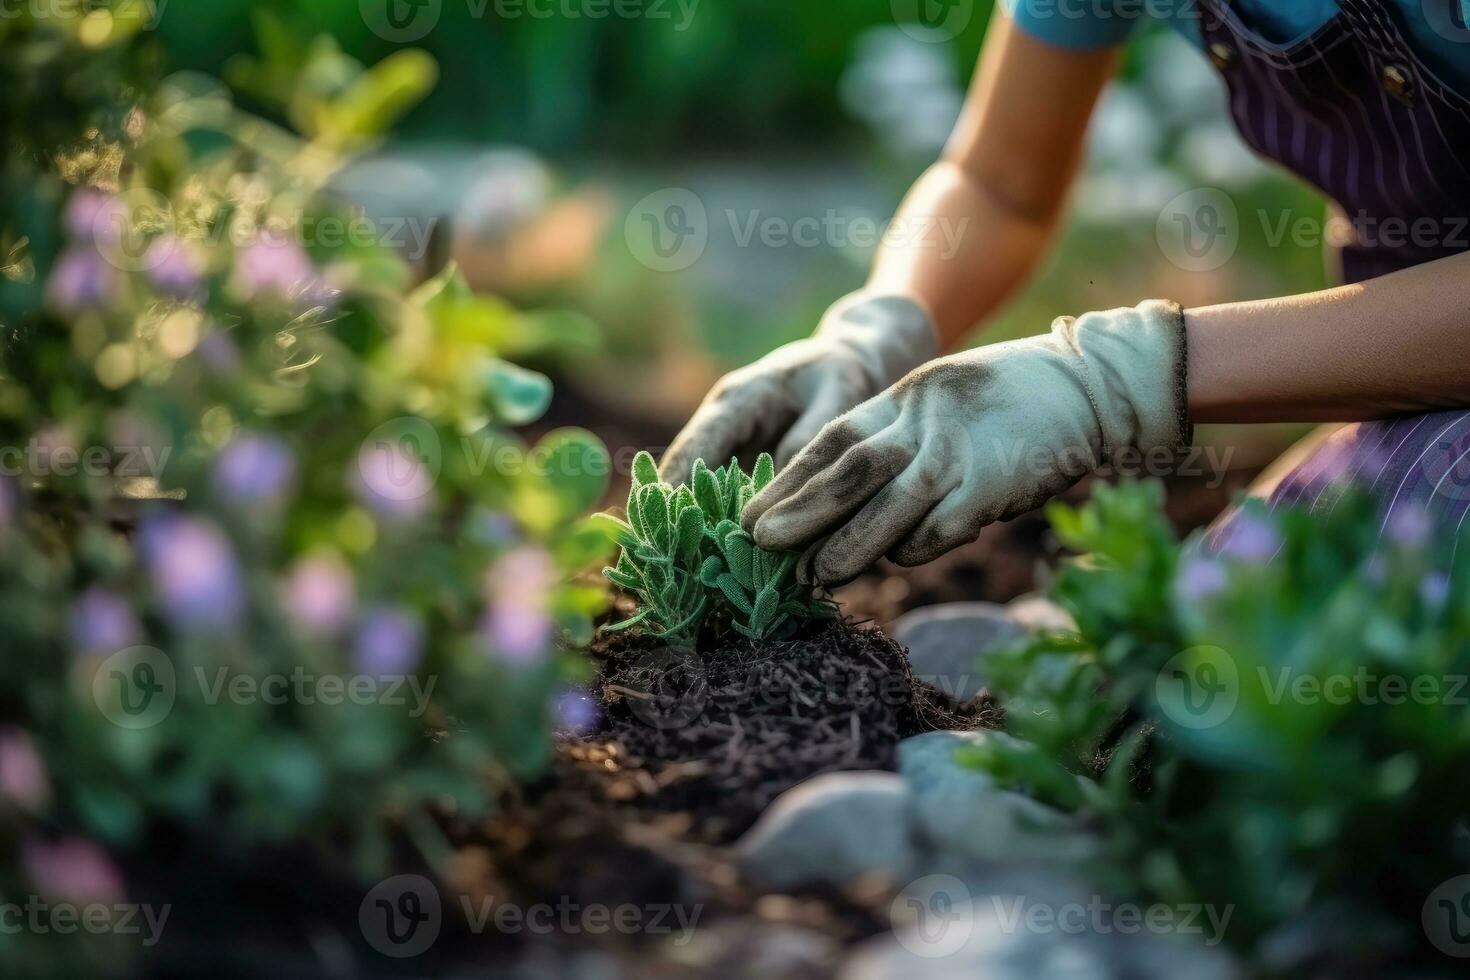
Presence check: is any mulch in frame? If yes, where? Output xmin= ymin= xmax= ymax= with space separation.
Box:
xmin=572 ymin=618 xmax=999 ymax=842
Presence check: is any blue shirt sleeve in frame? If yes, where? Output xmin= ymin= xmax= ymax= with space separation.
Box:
xmin=1002 ymin=0 xmax=1144 ymax=50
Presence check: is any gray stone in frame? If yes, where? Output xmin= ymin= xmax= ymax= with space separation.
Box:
xmin=899 ymin=731 xmax=1100 ymax=867
xmin=843 ymin=868 xmax=1241 ymax=980
xmin=891 ymin=602 xmax=1024 ymax=702
xmin=735 ymin=772 xmax=915 ymax=891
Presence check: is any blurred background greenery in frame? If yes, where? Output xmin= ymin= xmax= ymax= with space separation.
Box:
xmin=161 ymin=0 xmax=1328 ymax=462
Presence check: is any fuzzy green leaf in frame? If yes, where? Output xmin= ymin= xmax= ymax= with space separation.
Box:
xmin=603 ymin=566 xmax=642 ymax=592
xmin=724 ymin=457 xmax=742 ymax=516
xmin=638 ymin=483 xmax=671 ymax=550
xmin=693 ymin=464 xmax=723 ymax=519
xmin=632 ymin=450 xmax=659 ymax=488
xmin=752 ymin=453 xmax=775 ymax=493
xmin=724 ymin=531 xmax=755 ymax=590
xmin=673 ymin=506 xmax=706 ymax=563
xmin=717 ymin=573 xmax=754 ymax=616
xmin=751 ymin=586 xmax=779 ymax=635
xmin=699 ymin=555 xmax=725 ymax=587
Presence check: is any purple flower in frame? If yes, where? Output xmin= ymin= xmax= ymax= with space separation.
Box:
xmin=353 ymin=443 xmax=433 ymax=520
xmin=70 ymin=587 xmax=142 ymax=654
xmin=1421 ymin=572 xmax=1451 ymax=608
xmin=1216 ymin=512 xmax=1280 ymax=564
xmin=140 ymin=514 xmax=243 ymax=629
xmin=213 ymin=433 xmax=297 ymax=507
xmin=195 ymin=329 xmax=240 ymax=375
xmin=551 ymin=690 xmax=600 ymax=735
xmin=0 ymin=728 xmax=50 ymax=811
xmin=352 ymin=607 xmax=425 ymax=676
xmin=1386 ymin=507 xmax=1432 ymax=548
xmin=64 ymin=189 xmax=123 ymax=242
xmin=45 ymin=246 xmax=118 ymax=313
xmin=1176 ymin=554 xmax=1228 ymax=603
xmin=145 ymin=234 xmax=206 ymax=298
xmin=482 ymin=548 xmax=555 ymax=664
xmin=236 ymin=234 xmax=335 ymax=306
xmin=23 ymin=838 xmax=124 ymax=904
xmin=468 ymin=509 xmax=519 ymax=548
xmin=283 ymin=555 xmax=355 ymax=638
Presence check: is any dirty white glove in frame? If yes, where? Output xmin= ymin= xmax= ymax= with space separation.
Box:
xmin=743 ymin=300 xmax=1191 ymax=585
xmin=660 ymin=293 xmax=938 ymax=484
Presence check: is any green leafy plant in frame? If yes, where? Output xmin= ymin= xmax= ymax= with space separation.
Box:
xmin=966 ymin=479 xmax=1470 ymax=966
xmin=601 ymin=451 xmax=830 ymax=643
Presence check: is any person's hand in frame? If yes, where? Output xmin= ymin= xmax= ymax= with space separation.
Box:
xmin=742 ymin=300 xmax=1191 ymax=585
xmin=659 ymin=293 xmax=938 ymax=485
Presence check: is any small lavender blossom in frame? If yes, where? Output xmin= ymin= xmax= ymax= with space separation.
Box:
xmin=213 ymin=433 xmax=297 ymax=507
xmin=468 ymin=509 xmax=519 ymax=548
xmin=284 ymin=556 xmax=355 ymax=638
xmin=352 ymin=443 xmax=432 ymax=520
xmin=70 ymin=587 xmax=142 ymax=654
xmin=23 ymin=838 xmax=124 ymax=904
xmin=236 ymin=235 xmax=320 ymax=299
xmin=140 ymin=513 xmax=243 ymax=629
xmin=1385 ymin=507 xmax=1432 ymax=548
xmin=0 ymin=727 xmax=50 ymax=811
xmin=1420 ymin=571 xmax=1451 ymax=608
xmin=551 ymin=690 xmax=600 ymax=735
xmin=482 ymin=548 xmax=554 ymax=664
xmin=353 ymin=607 xmax=425 ymax=677
xmin=145 ymin=234 xmax=206 ymax=298
xmin=1176 ymin=554 xmax=1228 ymax=603
xmin=1216 ymin=512 xmax=1280 ymax=563
xmin=45 ymin=246 xmax=118 ymax=313
xmin=64 ymin=189 xmax=121 ymax=242
xmin=195 ymin=329 xmax=240 ymax=375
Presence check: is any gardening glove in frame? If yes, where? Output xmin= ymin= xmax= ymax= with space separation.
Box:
xmin=742 ymin=300 xmax=1192 ymax=585
xmin=659 ymin=292 xmax=939 ymax=484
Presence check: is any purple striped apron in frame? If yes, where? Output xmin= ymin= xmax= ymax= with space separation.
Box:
xmin=1198 ymin=0 xmax=1470 ymax=547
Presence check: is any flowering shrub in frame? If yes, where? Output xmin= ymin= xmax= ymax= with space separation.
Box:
xmin=601 ymin=451 xmax=831 ymax=642
xmin=0 ymin=8 xmax=613 ymax=974
xmin=970 ymin=481 xmax=1470 ymax=963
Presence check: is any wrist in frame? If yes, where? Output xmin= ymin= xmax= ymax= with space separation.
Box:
xmin=1060 ymin=300 xmax=1192 ymax=457
xmin=818 ymin=292 xmax=940 ymax=383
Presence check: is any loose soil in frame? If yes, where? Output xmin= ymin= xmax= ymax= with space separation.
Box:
xmin=577 ymin=618 xmax=998 ymax=841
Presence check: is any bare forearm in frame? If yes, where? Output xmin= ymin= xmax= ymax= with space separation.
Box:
xmin=859 ymin=12 xmax=1118 ymax=351
xmin=1187 ymin=251 xmax=1470 ymax=422
xmin=865 ymin=161 xmax=1056 ymax=348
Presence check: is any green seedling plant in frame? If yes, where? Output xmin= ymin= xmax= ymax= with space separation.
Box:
xmin=602 ymin=451 xmax=831 ymax=643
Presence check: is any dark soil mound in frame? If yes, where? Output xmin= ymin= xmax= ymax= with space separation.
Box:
xmin=578 ymin=619 xmax=998 ymax=841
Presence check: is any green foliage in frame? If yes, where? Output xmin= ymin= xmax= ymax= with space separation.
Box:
xmin=970 ymin=480 xmax=1470 ymax=959
xmin=601 ymin=451 xmax=830 ymax=644
xmin=0 ymin=8 xmax=614 ymax=974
